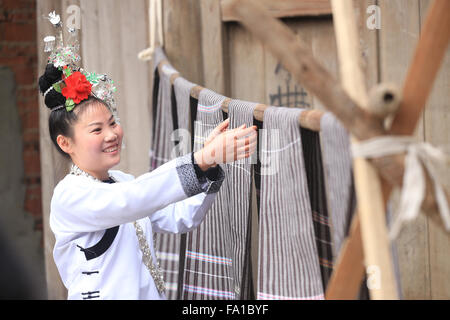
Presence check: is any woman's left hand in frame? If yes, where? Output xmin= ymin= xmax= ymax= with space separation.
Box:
xmin=204 ymin=118 xmax=230 ymax=148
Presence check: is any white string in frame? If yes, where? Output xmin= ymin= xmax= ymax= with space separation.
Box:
xmin=351 ymin=136 xmax=450 ymax=239
xmin=138 ymin=0 xmax=164 ymax=62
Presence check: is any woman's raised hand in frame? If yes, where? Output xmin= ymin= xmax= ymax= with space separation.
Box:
xmin=194 ymin=120 xmax=258 ymax=170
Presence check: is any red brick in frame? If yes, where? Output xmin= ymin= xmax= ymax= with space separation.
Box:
xmin=21 ymin=108 xmax=39 ymax=130
xmin=13 ymin=64 xmax=36 ymax=85
xmin=23 ymin=150 xmax=41 ymax=175
xmin=1 ymin=0 xmax=36 ymax=11
xmin=26 ymin=183 xmax=41 ymax=197
xmin=22 ymin=127 xmax=39 ymax=142
xmin=1 ymin=21 xmax=36 ymax=42
xmin=24 ymin=197 xmax=42 ymax=218
xmin=17 ymin=98 xmax=39 ymax=117
xmin=16 ymin=85 xmax=38 ymax=101
xmin=9 ymin=10 xmax=36 ymax=23
xmin=0 ymin=42 xmax=37 ymax=58
xmin=0 ymin=55 xmax=27 ymax=66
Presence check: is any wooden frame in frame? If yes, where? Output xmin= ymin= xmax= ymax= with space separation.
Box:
xmin=221 ymin=0 xmax=332 ymax=21
xmin=225 ymin=0 xmax=450 ymax=299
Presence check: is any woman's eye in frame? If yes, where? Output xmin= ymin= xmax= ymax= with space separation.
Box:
xmin=110 ymin=121 xmax=116 ymax=126
xmin=92 ymin=128 xmax=101 ymax=133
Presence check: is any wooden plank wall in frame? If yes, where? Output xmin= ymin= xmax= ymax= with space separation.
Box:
xmin=418 ymin=0 xmax=450 ymax=300
xmin=378 ymin=0 xmax=450 ymax=299
xmin=38 ymin=0 xmax=151 ymax=299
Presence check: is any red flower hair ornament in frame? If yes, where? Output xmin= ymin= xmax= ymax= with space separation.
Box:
xmin=61 ymin=71 xmax=92 ymax=111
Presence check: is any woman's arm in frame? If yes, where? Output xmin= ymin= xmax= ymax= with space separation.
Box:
xmin=150 ymin=153 xmax=225 ymax=233
xmin=50 ymin=153 xmax=224 ymax=233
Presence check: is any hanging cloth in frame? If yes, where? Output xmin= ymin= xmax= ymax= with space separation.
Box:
xmin=320 ymin=112 xmax=356 ymax=260
xmin=172 ymin=75 xmax=197 ymax=299
xmin=300 ymin=125 xmax=334 ymax=290
xmin=225 ymin=99 xmax=258 ymax=299
xmin=181 ymin=89 xmax=235 ymax=299
xmin=257 ymin=106 xmax=324 ymax=300
xmin=149 ymin=47 xmax=181 ymax=300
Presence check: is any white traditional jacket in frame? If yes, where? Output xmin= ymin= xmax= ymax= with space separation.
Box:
xmin=50 ymin=153 xmax=225 ymax=300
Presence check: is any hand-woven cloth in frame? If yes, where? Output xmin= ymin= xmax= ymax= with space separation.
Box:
xmin=320 ymin=112 xmax=356 ymax=260
xmin=181 ymin=88 xmax=235 ymax=299
xmin=225 ymin=99 xmax=258 ymax=299
xmin=257 ymin=106 xmax=324 ymax=300
xmin=300 ymin=125 xmax=333 ymax=290
xmin=150 ymin=47 xmax=181 ymax=299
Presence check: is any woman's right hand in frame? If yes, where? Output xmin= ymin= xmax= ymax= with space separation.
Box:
xmin=194 ymin=123 xmax=258 ymax=171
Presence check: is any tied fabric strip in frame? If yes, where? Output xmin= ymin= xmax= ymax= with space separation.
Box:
xmin=351 ymin=136 xmax=450 ymax=239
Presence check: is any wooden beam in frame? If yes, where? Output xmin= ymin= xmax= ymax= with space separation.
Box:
xmin=389 ymin=0 xmax=450 ymax=135
xmin=159 ymin=60 xmax=325 ymax=132
xmin=325 ymin=214 xmax=364 ymax=299
xmin=221 ymin=0 xmax=332 ymax=22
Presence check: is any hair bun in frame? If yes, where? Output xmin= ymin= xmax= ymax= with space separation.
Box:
xmin=38 ymin=64 xmax=62 ymax=93
xmin=38 ymin=64 xmax=66 ymax=110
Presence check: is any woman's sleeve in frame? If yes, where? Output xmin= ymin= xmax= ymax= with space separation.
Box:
xmin=50 ymin=153 xmax=225 ymax=233
xmin=149 ymin=153 xmax=225 ymax=233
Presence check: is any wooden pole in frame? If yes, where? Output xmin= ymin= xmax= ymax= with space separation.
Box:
xmin=159 ymin=60 xmax=325 ymax=132
xmin=330 ymin=0 xmax=398 ymax=300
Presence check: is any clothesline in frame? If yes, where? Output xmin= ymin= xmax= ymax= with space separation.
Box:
xmin=157 ymin=59 xmax=324 ymax=132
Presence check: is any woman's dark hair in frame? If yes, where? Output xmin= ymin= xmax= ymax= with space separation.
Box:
xmin=38 ymin=64 xmax=110 ymax=158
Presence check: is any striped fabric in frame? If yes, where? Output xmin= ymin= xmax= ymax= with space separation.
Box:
xmin=320 ymin=113 xmax=373 ymax=299
xmin=321 ymin=113 xmax=404 ymax=299
xmin=150 ymin=47 xmax=181 ymax=300
xmin=320 ymin=113 xmax=355 ymax=260
xmin=172 ymin=76 xmax=197 ymax=299
xmin=225 ymin=99 xmax=258 ymax=299
xmin=257 ymin=107 xmax=324 ymax=300
xmin=181 ymin=89 xmax=235 ymax=300
xmin=300 ymin=127 xmax=334 ymax=290
xmin=173 ymin=76 xmax=196 ymax=154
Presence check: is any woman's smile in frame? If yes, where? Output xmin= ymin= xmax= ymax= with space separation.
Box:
xmin=67 ymin=102 xmax=124 ymax=180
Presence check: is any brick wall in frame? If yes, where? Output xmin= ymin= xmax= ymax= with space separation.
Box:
xmin=0 ymin=0 xmax=42 ymax=232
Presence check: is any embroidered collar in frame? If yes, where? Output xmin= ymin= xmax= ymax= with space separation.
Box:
xmin=69 ymin=163 xmax=114 ymax=183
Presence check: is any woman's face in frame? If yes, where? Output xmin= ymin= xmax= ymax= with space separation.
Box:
xmin=64 ymin=102 xmax=123 ymax=180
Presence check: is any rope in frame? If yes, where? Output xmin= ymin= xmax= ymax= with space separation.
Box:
xmin=138 ymin=0 xmax=163 ymax=61
xmin=351 ymin=136 xmax=450 ymax=239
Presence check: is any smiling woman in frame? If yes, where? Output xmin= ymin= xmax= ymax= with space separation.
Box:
xmin=38 ymin=10 xmax=257 ymax=301
xmin=56 ymin=103 xmax=124 ymax=181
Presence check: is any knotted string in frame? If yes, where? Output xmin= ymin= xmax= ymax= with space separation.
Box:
xmin=351 ymin=136 xmax=450 ymax=239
